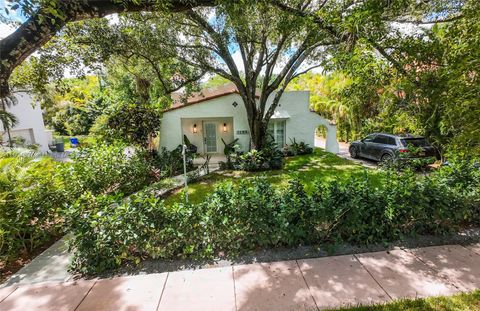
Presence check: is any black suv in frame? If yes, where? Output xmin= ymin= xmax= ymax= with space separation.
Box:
xmin=349 ymin=133 xmax=437 ymax=163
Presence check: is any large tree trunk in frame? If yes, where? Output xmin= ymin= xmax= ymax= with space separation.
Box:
xmin=238 ymin=89 xmax=269 ymax=151
xmin=0 ymin=0 xmax=216 ymax=98
xmin=238 ymin=84 xmax=283 ymax=151
xmin=250 ymin=116 xmax=267 ymax=151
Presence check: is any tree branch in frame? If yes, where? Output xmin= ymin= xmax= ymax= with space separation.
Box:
xmin=265 ymin=44 xmax=314 ymax=120
xmin=365 ymin=39 xmax=417 ymax=82
xmin=185 ymin=9 xmax=242 ymax=82
xmin=291 ymin=64 xmax=323 ymax=80
xmin=387 ymin=15 xmax=464 ymax=25
xmin=0 ymin=0 xmax=217 ymax=97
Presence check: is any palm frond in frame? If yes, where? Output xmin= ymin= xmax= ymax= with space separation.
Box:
xmin=0 ymin=110 xmax=18 ymax=130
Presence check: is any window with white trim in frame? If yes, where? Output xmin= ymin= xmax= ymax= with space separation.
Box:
xmin=267 ymin=120 xmax=286 ymax=148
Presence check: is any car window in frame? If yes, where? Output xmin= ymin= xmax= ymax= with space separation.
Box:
xmin=373 ymin=135 xmax=385 ymax=144
xmin=401 ymin=138 xmax=429 ymax=147
xmin=364 ymin=134 xmax=376 ymax=142
xmin=370 ymin=135 xmax=397 ymax=145
xmin=373 ymin=135 xmax=387 ymax=144
xmin=387 ymin=137 xmax=397 ymax=145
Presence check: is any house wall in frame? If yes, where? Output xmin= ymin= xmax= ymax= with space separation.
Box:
xmin=0 ymin=92 xmax=50 ymax=152
xmin=160 ymin=91 xmax=337 ymax=153
xmin=267 ymin=91 xmax=320 ymax=149
xmin=160 ymin=93 xmax=251 ymax=152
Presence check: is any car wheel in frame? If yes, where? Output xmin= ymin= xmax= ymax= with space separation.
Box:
xmin=380 ymin=153 xmax=393 ymax=164
xmin=349 ymin=146 xmax=359 ymax=159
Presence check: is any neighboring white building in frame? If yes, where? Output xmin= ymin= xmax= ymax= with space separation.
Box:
xmin=160 ymin=84 xmax=339 ymax=156
xmin=1 ymin=92 xmax=51 ymax=152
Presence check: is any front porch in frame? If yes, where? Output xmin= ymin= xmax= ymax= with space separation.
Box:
xmin=181 ymin=117 xmax=234 ymax=156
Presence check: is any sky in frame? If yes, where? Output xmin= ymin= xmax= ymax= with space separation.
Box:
xmin=0 ymin=22 xmax=14 ymax=38
xmin=0 ymin=0 xmax=25 ymax=39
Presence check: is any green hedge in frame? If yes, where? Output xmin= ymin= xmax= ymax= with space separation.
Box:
xmin=0 ymin=143 xmax=156 ymax=265
xmin=0 ymin=154 xmax=69 ymax=262
xmin=65 ymin=143 xmax=154 ymax=196
xmin=67 ymin=160 xmax=480 ymax=274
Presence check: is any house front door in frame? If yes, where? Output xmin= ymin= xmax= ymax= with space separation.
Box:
xmin=203 ymin=122 xmax=217 ymax=153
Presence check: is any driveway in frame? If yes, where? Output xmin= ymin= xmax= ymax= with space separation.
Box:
xmin=315 ymin=136 xmax=377 ymax=169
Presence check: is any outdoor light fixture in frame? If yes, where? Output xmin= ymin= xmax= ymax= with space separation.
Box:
xmin=193 ymin=123 xmax=197 ymax=133
xmin=223 ymin=123 xmax=227 ymax=132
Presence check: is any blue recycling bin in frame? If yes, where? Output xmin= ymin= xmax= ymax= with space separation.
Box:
xmin=70 ymin=137 xmax=79 ymax=148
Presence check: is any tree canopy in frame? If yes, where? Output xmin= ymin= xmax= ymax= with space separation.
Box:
xmin=2 ymin=0 xmax=464 ymax=96
xmin=287 ymin=0 xmax=479 ymax=158
xmin=1 ymin=0 xmax=476 ymax=154
xmin=30 ymin=0 xmax=464 ymax=149
xmin=0 ymin=0 xmax=217 ymax=99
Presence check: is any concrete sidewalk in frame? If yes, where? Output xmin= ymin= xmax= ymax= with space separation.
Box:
xmin=1 ymin=244 xmax=479 ymax=311
xmin=1 ymin=236 xmax=73 ymax=288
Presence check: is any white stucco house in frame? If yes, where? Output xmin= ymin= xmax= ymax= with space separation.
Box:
xmin=159 ymin=84 xmax=339 ymax=158
xmin=1 ymin=92 xmax=52 ymax=152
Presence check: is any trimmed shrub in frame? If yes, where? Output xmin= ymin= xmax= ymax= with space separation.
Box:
xmin=283 ymin=139 xmax=313 ymax=156
xmin=67 ymin=160 xmax=480 ymax=273
xmin=222 ymin=139 xmax=284 ymax=171
xmin=64 ymin=143 xmax=153 ymax=196
xmin=66 ymin=192 xmax=162 ymax=274
xmin=0 ymin=154 xmax=69 ymax=263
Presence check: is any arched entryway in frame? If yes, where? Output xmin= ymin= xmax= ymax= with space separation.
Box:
xmin=315 ymin=119 xmax=339 ymax=153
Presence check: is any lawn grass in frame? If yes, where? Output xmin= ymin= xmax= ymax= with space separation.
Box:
xmin=165 ymin=148 xmax=384 ymax=205
xmin=330 ymin=290 xmax=480 ymax=311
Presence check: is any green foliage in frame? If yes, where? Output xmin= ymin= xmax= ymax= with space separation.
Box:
xmin=333 ymin=289 xmax=480 ymax=311
xmin=68 ymin=159 xmax=480 ymax=273
xmin=315 ymin=162 xmax=479 ymax=244
xmin=52 ymin=104 xmax=97 ymax=136
xmin=221 ymin=138 xmax=239 ymax=167
xmin=283 ymin=139 xmax=313 ymax=156
xmin=64 ymin=143 xmax=153 ymax=196
xmin=434 ymin=1 xmax=480 ymax=157
xmin=90 ymin=101 xmax=162 ymax=148
xmin=66 ymin=192 xmax=162 ymax=274
xmin=0 ymin=153 xmax=69 ymax=263
xmin=0 ymin=109 xmax=18 ymax=131
xmin=149 ymin=147 xmax=195 ymax=178
xmin=39 ymin=76 xmax=106 ymax=135
xmin=221 ymin=138 xmax=238 ymax=157
xmin=225 ymin=139 xmax=284 ymax=171
xmin=202 ymin=75 xmax=231 ymax=88
xmin=9 ymin=56 xmax=53 ymax=96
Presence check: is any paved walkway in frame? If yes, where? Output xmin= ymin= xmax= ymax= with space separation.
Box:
xmin=1 ymin=244 xmax=479 ymax=311
xmin=1 ymin=237 xmax=73 ymax=288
